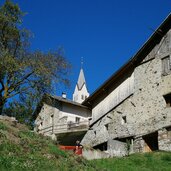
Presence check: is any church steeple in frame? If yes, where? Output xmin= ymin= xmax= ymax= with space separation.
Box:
xmin=77 ymin=69 xmax=86 ymax=90
xmin=73 ymin=65 xmax=89 ymax=103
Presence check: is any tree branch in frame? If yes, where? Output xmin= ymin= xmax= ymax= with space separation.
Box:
xmin=0 ymin=80 xmax=5 ymax=93
xmin=7 ymin=86 xmax=31 ymax=99
xmin=8 ymin=71 xmax=34 ymax=94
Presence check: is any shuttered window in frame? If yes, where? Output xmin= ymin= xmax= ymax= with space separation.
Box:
xmin=162 ymin=56 xmax=171 ymax=75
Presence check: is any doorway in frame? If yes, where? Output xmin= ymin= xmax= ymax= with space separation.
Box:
xmin=143 ymin=132 xmax=158 ymax=152
xmin=93 ymin=142 xmax=107 ymax=151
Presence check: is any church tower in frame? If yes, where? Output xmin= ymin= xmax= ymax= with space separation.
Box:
xmin=73 ymin=68 xmax=89 ymax=103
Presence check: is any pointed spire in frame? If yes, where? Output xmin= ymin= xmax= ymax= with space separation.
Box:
xmin=73 ymin=58 xmax=89 ymax=103
xmin=77 ymin=68 xmax=86 ymax=90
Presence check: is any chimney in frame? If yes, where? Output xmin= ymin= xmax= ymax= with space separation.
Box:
xmin=62 ymin=92 xmax=66 ymax=99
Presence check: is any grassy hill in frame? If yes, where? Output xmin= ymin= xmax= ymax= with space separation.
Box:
xmin=0 ymin=119 xmax=99 ymax=171
xmin=0 ymin=118 xmax=171 ymax=171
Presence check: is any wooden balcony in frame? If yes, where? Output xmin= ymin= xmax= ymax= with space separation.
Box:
xmin=38 ymin=120 xmax=89 ymax=135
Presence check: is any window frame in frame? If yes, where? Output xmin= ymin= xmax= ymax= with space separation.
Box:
xmin=75 ymin=117 xmax=80 ymax=124
xmin=162 ymin=55 xmax=171 ymax=76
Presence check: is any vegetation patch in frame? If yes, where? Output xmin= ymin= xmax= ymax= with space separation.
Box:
xmin=0 ymin=119 xmax=99 ymax=171
xmin=0 ymin=121 xmax=8 ymax=130
xmin=48 ymin=143 xmax=68 ymax=158
xmin=91 ymin=152 xmax=171 ymax=171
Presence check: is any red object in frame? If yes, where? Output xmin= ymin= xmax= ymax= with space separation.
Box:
xmin=75 ymin=147 xmax=82 ymax=155
xmin=59 ymin=145 xmax=82 ymax=155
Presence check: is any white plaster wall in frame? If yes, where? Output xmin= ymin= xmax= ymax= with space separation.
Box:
xmin=62 ymin=103 xmax=91 ymax=118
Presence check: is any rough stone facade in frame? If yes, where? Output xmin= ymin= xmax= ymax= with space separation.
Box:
xmin=82 ymin=17 xmax=171 ymax=157
xmin=34 ymin=95 xmax=91 ymax=142
xmin=158 ymin=127 xmax=171 ymax=151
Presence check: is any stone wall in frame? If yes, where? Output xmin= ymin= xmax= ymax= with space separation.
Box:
xmin=158 ymin=127 xmax=171 ymax=151
xmin=82 ymin=149 xmax=109 ymax=160
xmin=82 ymin=29 xmax=171 ymax=157
xmin=107 ymin=139 xmax=127 ymax=157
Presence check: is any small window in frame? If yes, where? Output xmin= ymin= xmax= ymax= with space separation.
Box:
xmin=121 ymin=116 xmax=127 ymax=124
xmin=81 ymin=95 xmax=84 ymax=100
xmin=162 ymin=56 xmax=171 ymax=76
xmin=50 ymin=115 xmax=53 ymax=124
xmin=166 ymin=127 xmax=171 ymax=138
xmin=164 ymin=93 xmax=171 ymax=107
xmin=75 ymin=117 xmax=80 ymax=124
xmin=105 ymin=124 xmax=109 ymax=130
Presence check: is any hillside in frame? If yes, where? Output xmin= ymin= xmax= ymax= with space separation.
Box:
xmin=0 ymin=117 xmax=171 ymax=171
xmin=0 ymin=117 xmax=99 ymax=171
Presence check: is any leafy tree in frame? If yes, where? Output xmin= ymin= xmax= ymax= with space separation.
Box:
xmin=3 ymin=99 xmax=34 ymax=128
xmin=0 ymin=0 xmax=71 ymax=116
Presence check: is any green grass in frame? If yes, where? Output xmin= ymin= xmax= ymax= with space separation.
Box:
xmin=0 ymin=120 xmax=99 ymax=171
xmin=90 ymin=152 xmax=171 ymax=171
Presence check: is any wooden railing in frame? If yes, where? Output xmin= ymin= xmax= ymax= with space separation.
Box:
xmin=38 ymin=120 xmax=89 ymax=135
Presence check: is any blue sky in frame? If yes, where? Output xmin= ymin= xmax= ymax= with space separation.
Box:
xmin=2 ymin=0 xmax=171 ymax=99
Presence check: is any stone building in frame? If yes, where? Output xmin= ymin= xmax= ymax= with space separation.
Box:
xmin=81 ymin=14 xmax=171 ymax=157
xmin=34 ymin=68 xmax=91 ymax=145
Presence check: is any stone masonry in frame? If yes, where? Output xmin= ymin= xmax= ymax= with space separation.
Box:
xmin=81 ymin=16 xmax=171 ymax=157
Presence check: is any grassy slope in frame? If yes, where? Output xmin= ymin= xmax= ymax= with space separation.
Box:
xmin=0 ymin=120 xmax=171 ymax=171
xmin=0 ymin=120 xmax=98 ymax=171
